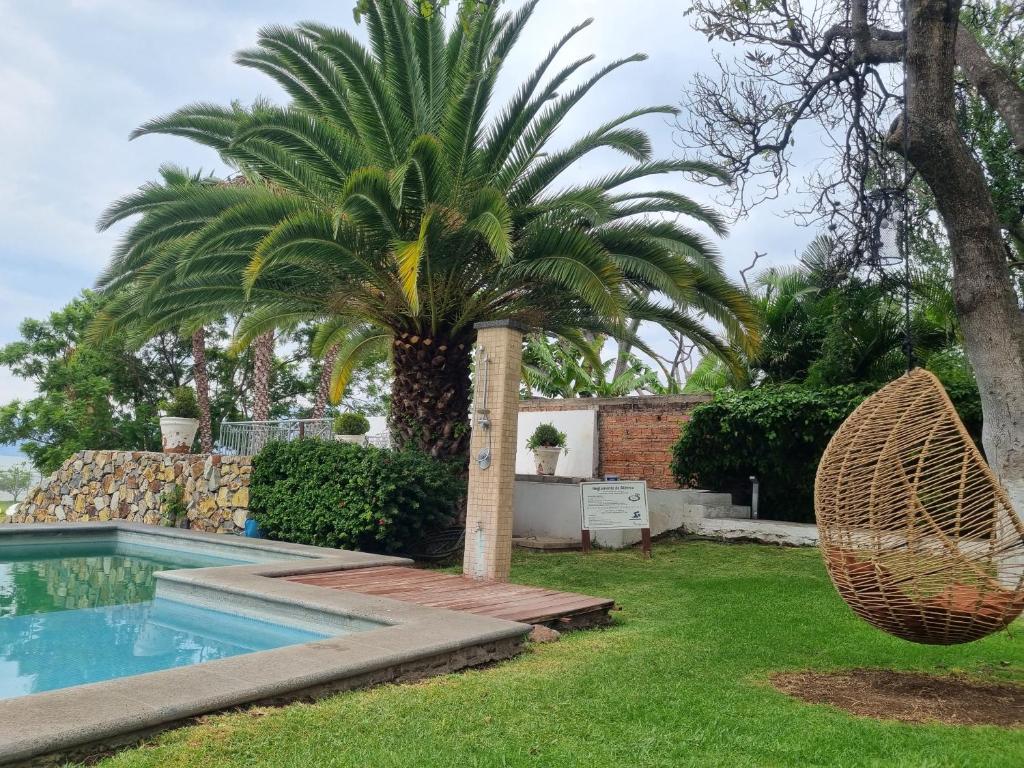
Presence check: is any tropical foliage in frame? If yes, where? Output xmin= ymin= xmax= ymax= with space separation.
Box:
xmin=673 ymin=233 xmax=986 ymax=522
xmin=522 ymin=335 xmax=664 ymax=398
xmin=683 ymin=235 xmax=964 ymax=393
xmin=96 ymin=0 xmax=757 ymax=460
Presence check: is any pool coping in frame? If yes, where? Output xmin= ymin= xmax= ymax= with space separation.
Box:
xmin=0 ymin=523 xmax=531 ymax=766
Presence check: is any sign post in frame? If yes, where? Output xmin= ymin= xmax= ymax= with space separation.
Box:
xmin=580 ymin=480 xmax=651 ymax=558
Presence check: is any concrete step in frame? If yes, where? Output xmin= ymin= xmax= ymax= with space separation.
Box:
xmin=512 ymin=536 xmax=581 ymax=551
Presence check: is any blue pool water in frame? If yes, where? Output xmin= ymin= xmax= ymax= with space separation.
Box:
xmin=0 ymin=540 xmax=330 ymax=699
xmin=0 ymin=540 xmax=247 ymax=617
xmin=0 ymin=598 xmax=325 ymax=700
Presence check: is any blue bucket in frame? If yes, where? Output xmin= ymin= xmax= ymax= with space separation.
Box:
xmin=244 ymin=518 xmax=262 ymax=538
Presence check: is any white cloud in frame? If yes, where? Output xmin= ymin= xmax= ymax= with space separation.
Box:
xmin=0 ymin=369 xmax=37 ymax=405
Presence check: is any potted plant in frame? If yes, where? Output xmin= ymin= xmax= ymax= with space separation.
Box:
xmin=159 ymin=386 xmax=201 ymax=454
xmin=526 ymin=423 xmax=567 ymax=476
xmin=334 ymin=412 xmax=371 ymax=446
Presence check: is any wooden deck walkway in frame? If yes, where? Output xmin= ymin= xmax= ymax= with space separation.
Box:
xmin=282 ymin=566 xmax=614 ymax=628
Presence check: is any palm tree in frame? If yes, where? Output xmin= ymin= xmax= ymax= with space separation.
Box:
xmin=190 ymin=327 xmax=214 ymax=452
xmin=251 ymin=330 xmax=275 ymax=421
xmin=682 ymin=234 xmax=962 ymax=392
xmin=97 ymin=0 xmax=757 ymax=460
xmin=311 ymin=344 xmax=340 ymax=419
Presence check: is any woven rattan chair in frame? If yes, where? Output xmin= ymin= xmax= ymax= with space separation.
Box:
xmin=815 ymin=369 xmax=1024 ymax=644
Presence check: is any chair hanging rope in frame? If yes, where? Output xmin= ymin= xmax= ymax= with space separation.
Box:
xmin=815 ymin=368 xmax=1024 ymax=645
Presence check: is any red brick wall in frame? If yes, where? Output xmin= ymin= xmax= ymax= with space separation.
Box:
xmin=519 ymin=395 xmax=710 ymax=489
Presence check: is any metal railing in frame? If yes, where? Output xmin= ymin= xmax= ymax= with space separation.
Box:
xmin=218 ymin=418 xmax=335 ymax=456
xmin=217 ymin=418 xmax=392 ymax=455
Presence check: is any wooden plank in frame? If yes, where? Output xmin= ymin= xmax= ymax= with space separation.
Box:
xmin=279 ymin=565 xmax=613 ymax=626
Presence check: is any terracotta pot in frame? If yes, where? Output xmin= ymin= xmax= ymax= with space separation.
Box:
xmin=335 ymin=434 xmax=369 ymax=446
xmin=160 ymin=417 xmax=199 ymax=454
xmin=533 ymin=446 xmax=563 ymax=476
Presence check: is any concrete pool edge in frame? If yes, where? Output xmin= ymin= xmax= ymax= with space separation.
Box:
xmin=0 ymin=523 xmax=531 ymax=766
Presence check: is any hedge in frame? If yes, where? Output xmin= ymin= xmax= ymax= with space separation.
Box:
xmin=250 ymin=440 xmax=463 ymax=554
xmin=671 ymin=378 xmax=983 ymax=524
xmin=670 ymin=386 xmax=874 ymax=523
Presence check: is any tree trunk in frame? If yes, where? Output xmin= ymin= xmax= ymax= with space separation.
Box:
xmin=191 ymin=328 xmax=214 ymax=453
xmin=612 ymin=316 xmax=642 ymax=380
xmin=389 ymin=329 xmax=473 ymax=461
xmin=901 ymin=0 xmax=1024 ymax=513
xmin=252 ymin=330 xmax=274 ymax=422
xmin=955 ymin=26 xmax=1024 ymax=155
xmin=311 ymin=344 xmax=339 ymax=419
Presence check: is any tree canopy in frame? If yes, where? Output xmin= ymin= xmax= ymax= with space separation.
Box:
xmin=96 ymin=0 xmax=758 ymax=459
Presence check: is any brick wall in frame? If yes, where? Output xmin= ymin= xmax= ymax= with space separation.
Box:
xmin=519 ymin=395 xmax=710 ymax=489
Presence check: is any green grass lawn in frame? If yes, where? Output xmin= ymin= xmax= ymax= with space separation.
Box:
xmin=0 ymin=500 xmax=13 ymax=513
xmin=88 ymin=539 xmax=1023 ymax=768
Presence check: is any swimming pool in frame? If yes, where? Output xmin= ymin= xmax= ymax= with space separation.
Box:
xmin=0 ymin=539 xmax=245 ymax=616
xmin=0 ymin=539 xmax=328 ymax=699
xmin=0 ymin=523 xmax=528 ymax=767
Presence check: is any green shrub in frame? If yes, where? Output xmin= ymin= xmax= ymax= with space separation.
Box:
xmin=333 ymin=412 xmax=371 ymax=435
xmin=250 ymin=439 xmax=462 ymax=553
xmin=159 ymin=484 xmax=187 ymax=527
xmin=671 ymin=372 xmax=983 ymax=523
xmin=526 ymin=422 xmax=567 ymax=450
xmin=161 ymin=386 xmax=201 ymax=419
xmin=671 ymin=386 xmax=871 ymax=523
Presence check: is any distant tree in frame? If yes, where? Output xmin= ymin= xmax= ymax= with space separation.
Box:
xmin=0 ymin=294 xmax=322 ymax=471
xmin=0 ymin=464 xmax=34 ymax=502
xmin=0 ymin=293 xmax=186 ymax=472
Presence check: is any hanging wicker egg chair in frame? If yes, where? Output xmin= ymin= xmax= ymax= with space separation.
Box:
xmin=815 ymin=368 xmax=1024 ymax=644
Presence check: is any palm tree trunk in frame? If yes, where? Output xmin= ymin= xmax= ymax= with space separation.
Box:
xmin=311 ymin=344 xmax=339 ymax=419
xmin=389 ymin=329 xmax=473 ymax=461
xmin=191 ymin=328 xmax=214 ymax=452
xmin=612 ymin=316 xmax=642 ymax=380
xmin=252 ymin=330 xmax=274 ymax=422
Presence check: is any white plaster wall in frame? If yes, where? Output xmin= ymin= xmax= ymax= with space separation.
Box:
xmin=366 ymin=416 xmax=388 ymax=436
xmin=513 ymin=481 xmax=583 ymax=540
xmin=512 ymin=480 xmax=738 ymax=548
xmin=515 ymin=409 xmax=597 ymax=478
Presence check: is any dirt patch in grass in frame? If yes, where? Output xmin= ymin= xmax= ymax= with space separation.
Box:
xmin=771 ymin=668 xmax=1024 ymax=727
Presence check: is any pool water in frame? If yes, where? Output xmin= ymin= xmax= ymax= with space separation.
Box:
xmin=0 ymin=599 xmax=325 ymax=700
xmin=0 ymin=541 xmax=247 ymax=617
xmin=0 ymin=541 xmax=330 ymax=699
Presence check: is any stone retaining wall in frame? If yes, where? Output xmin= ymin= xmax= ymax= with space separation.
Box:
xmin=9 ymin=451 xmax=251 ymax=533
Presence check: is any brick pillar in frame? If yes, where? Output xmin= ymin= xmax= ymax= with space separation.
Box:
xmin=463 ymin=320 xmax=526 ymax=581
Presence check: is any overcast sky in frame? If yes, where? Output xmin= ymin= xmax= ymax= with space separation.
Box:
xmin=0 ymin=0 xmax=823 ymax=414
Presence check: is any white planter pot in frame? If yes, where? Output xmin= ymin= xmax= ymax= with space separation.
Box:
xmin=533 ymin=446 xmax=563 ymax=476
xmin=335 ymin=434 xmax=369 ymax=446
xmin=160 ymin=417 xmax=199 ymax=454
